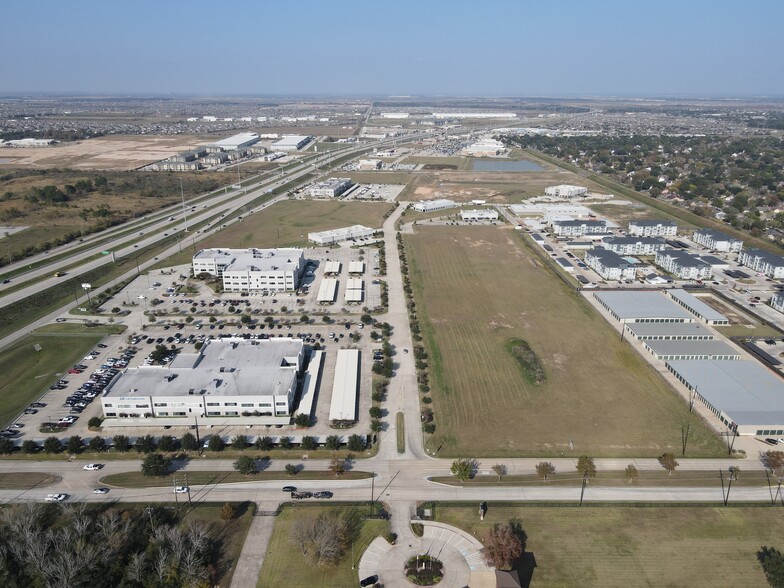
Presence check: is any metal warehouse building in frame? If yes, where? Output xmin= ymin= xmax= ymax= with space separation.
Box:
xmin=308 ymin=225 xmax=376 ymax=245
xmin=594 ymin=291 xmax=694 ymax=323
xmin=412 ymin=199 xmax=456 ymax=213
xmin=666 ymin=289 xmax=729 ymax=325
xmin=666 ymin=360 xmax=784 ymax=435
xmin=624 ymin=322 xmax=714 ymax=341
xmin=643 ymin=339 xmax=740 ymax=361
xmin=329 ymin=349 xmax=359 ymax=422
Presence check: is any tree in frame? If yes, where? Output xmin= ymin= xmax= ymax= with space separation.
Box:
xmin=329 ymin=456 xmax=346 ymax=476
xmin=289 ymin=512 xmax=352 ymax=567
xmin=658 ymin=452 xmax=679 ymax=475
xmin=758 ymin=546 xmax=784 ymax=587
xmin=347 ymin=434 xmax=365 ymax=452
xmin=208 ymin=436 xmax=224 ymax=452
xmin=762 ymin=451 xmax=784 ymax=481
xmin=301 ymin=436 xmax=317 ymax=451
xmin=88 ymin=416 xmax=102 ymax=428
xmin=451 ymin=458 xmax=473 ymax=481
xmin=21 ymin=439 xmax=38 ymax=454
xmin=137 ymin=435 xmax=157 ymax=453
xmin=231 ymin=435 xmax=249 ymax=451
xmin=0 ymin=438 xmax=14 ymax=454
xmin=157 ymin=435 xmax=177 ymax=452
xmin=368 ymin=406 xmax=382 ymax=419
xmin=482 ymin=523 xmax=524 ymax=570
xmin=536 ymin=461 xmax=555 ymax=482
xmin=576 ymin=455 xmax=597 ymax=479
xmin=66 ymin=435 xmax=83 ymax=454
xmin=322 ymin=315 xmax=331 ymax=323
xmin=625 ymin=464 xmax=639 ymax=483
xmin=181 ymin=432 xmax=198 ymax=451
xmin=44 ymin=436 xmax=62 ymax=454
xmin=360 ymin=313 xmax=373 ymax=324
xmin=234 ymin=455 xmax=257 ymax=476
xmin=300 ymin=314 xmax=310 ymax=323
xmin=220 ymin=503 xmax=236 ymax=521
xmin=240 ymin=314 xmax=251 ymax=324
xmin=255 ymin=436 xmax=274 ymax=451
xmin=369 ymin=419 xmax=383 ymax=432
xmin=285 ymin=464 xmax=298 ymax=476
xmin=141 ymin=453 xmax=170 ymax=477
xmin=492 ymin=464 xmax=507 ymax=481
xmin=279 ymin=436 xmax=293 ymax=450
xmin=149 ymin=344 xmax=169 ymax=363
xmin=294 ymin=413 xmax=310 ymax=427
xmin=325 ymin=435 xmax=341 ymax=451
xmin=113 ymin=437 xmax=136 ymax=456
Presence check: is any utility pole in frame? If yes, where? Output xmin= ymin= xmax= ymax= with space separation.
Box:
xmin=370 ymin=472 xmax=375 ymax=515
xmin=579 ymin=471 xmax=588 ymax=506
xmin=681 ymin=423 xmax=690 ymax=456
xmin=173 ymin=476 xmax=179 ymax=507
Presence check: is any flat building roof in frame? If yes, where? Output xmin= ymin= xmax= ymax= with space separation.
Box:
xmin=667 ymin=289 xmax=728 ymax=323
xmin=329 ymin=349 xmax=359 ymax=421
xmin=594 ymin=291 xmax=694 ymax=322
xmin=645 ymin=339 xmax=740 ymax=359
xmin=625 ymin=322 xmax=713 ymax=338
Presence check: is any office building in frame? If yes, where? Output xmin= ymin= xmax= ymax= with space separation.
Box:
xmin=192 ymin=248 xmax=304 ymax=292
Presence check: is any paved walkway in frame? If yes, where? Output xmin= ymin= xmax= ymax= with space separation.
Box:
xmin=358 ymin=515 xmax=493 ymax=588
xmin=230 ymin=501 xmax=279 ymax=588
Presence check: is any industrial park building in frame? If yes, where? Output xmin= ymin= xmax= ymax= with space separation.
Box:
xmin=210 ymin=132 xmax=260 ymax=151
xmin=771 ymin=292 xmax=784 ymax=314
xmin=461 ymin=209 xmax=499 ymax=221
xmin=692 ymin=229 xmax=743 ymax=253
xmin=308 ymin=178 xmax=354 ymax=198
xmin=628 ymin=220 xmax=677 ymax=237
xmin=551 ymin=220 xmax=609 ymax=237
xmin=101 ymin=338 xmax=304 ymax=423
xmin=603 ymin=237 xmax=666 ymax=256
xmin=654 ymin=249 xmax=713 ymax=280
xmin=412 ymin=199 xmax=456 ymax=213
xmin=665 ymin=289 xmax=729 ymax=325
xmin=308 ymin=225 xmax=376 ymax=245
xmin=666 ymin=359 xmax=784 ymax=435
xmin=624 ymin=322 xmax=714 ymax=341
xmin=192 ymin=248 xmax=304 ymax=292
xmin=643 ymin=339 xmax=740 ymax=361
xmin=271 ymin=135 xmax=312 ymax=151
xmin=584 ymin=248 xmax=636 ymax=281
xmin=544 ymin=185 xmax=588 ymax=198
xmin=593 ymin=291 xmax=695 ymax=324
xmin=357 ymin=159 xmax=383 ymax=170
xmin=737 ymin=248 xmax=784 ymax=278
xmin=329 ymin=349 xmax=360 ymax=422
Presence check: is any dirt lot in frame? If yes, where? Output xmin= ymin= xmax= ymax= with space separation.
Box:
xmin=404 ymin=225 xmax=724 ymax=457
xmin=0 ymin=135 xmax=211 ymax=170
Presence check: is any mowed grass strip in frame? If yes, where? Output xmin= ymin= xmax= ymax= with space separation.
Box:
xmin=0 ymin=331 xmax=105 ymax=427
xmin=0 ymin=472 xmax=61 ymax=489
xmin=101 ymin=470 xmax=373 ymax=488
xmin=405 ymin=226 xmax=725 ymax=457
xmin=435 ymin=505 xmax=781 ymax=587
xmin=194 ymin=199 xmax=394 ymax=251
xmin=258 ymin=505 xmax=389 ymax=588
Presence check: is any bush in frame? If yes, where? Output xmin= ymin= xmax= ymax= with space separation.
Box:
xmin=294 ymin=413 xmax=310 ymax=427
xmin=88 ymin=416 xmax=102 ymax=428
xmin=220 ymin=502 xmax=236 ymax=521
xmin=234 ymin=455 xmax=257 ymax=476
xmin=422 ymin=396 xmax=432 ymax=404
xmin=411 ymin=522 xmax=424 ymax=537
xmin=285 ymin=463 xmax=298 ymax=475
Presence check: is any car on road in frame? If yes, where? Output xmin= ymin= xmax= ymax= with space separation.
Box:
xmin=92 ymin=488 xmax=110 ymax=494
xmin=360 ymin=575 xmax=379 ymax=587
xmin=45 ymin=493 xmax=67 ymax=502
xmin=282 ymin=486 xmax=296 ymax=492
xmin=83 ymin=464 xmax=102 ymax=471
xmin=173 ymin=486 xmax=189 ymax=494
xmin=313 ymin=491 xmax=333 ymax=499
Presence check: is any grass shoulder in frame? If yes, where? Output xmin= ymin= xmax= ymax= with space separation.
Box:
xmin=102 ymin=469 xmax=373 ymax=488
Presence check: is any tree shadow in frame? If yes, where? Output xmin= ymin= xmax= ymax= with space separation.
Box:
xmin=508 ymin=518 xmax=536 ymax=588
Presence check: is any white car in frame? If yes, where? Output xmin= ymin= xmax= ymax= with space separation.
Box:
xmin=173 ymin=486 xmax=189 ymax=494
xmin=45 ymin=493 xmax=67 ymax=502
xmin=83 ymin=355 xmax=96 ymax=361
xmin=83 ymin=463 xmax=102 ymax=471
xmin=92 ymin=488 xmax=110 ymax=494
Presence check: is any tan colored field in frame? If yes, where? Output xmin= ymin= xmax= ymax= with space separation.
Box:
xmin=589 ymin=201 xmax=697 ymax=228
xmin=0 ymin=135 xmax=211 ymax=170
xmin=405 ymin=225 xmax=724 ymax=457
xmin=435 ymin=505 xmax=779 ymax=587
xmin=197 ymin=199 xmax=394 ymax=250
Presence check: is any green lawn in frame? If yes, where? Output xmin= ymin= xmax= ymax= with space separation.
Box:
xmin=404 ymin=226 xmax=725 ymax=457
xmin=258 ymin=505 xmax=389 ymax=588
xmin=0 ymin=472 xmax=61 ymax=489
xmin=434 ymin=504 xmax=781 ymax=587
xmin=102 ymin=469 xmax=373 ymax=488
xmin=0 ymin=329 xmax=106 ymax=427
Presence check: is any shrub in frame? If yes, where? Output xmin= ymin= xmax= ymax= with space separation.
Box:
xmin=88 ymin=416 xmax=102 ymax=428
xmin=294 ymin=413 xmax=310 ymax=427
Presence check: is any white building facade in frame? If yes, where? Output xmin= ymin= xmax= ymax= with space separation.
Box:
xmin=545 ymin=185 xmax=588 ymax=198
xmin=552 ymin=220 xmax=609 ymax=236
xmin=655 ymin=250 xmax=713 ymax=280
xmin=412 ymin=199 xmax=456 ymax=213
xmin=584 ymin=248 xmax=636 ymax=281
xmin=193 ymin=248 xmax=304 ymax=292
xmin=603 ymin=237 xmax=667 ymax=256
xmin=692 ymin=229 xmax=743 ymax=253
xmin=738 ymin=248 xmax=784 ymax=278
xmin=628 ymin=220 xmax=678 ymax=237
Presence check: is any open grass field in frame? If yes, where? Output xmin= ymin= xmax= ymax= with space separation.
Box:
xmin=0 ymin=329 xmax=106 ymax=427
xmin=403 ymin=156 xmax=474 ymax=170
xmin=404 ymin=225 xmax=725 ymax=457
xmin=589 ymin=201 xmax=698 ymax=229
xmin=102 ymin=470 xmax=373 ymax=488
xmin=434 ymin=504 xmax=780 ymax=587
xmin=194 ymin=199 xmax=394 ymax=250
xmin=0 ymin=472 xmax=61 ymax=489
xmin=257 ymin=505 xmax=389 ymax=588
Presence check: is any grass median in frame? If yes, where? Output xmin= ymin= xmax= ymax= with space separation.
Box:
xmin=0 ymin=472 xmax=61 ymax=489
xmin=102 ymin=469 xmax=373 ymax=488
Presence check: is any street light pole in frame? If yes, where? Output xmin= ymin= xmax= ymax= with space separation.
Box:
xmin=180 ymin=179 xmax=189 ymax=233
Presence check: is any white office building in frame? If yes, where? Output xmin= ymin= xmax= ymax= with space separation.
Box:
xmin=308 ymin=225 xmax=376 ymax=245
xmin=552 ymin=220 xmax=609 ymax=236
xmin=357 ymin=159 xmax=383 ymax=170
xmin=738 ymin=248 xmax=784 ymax=278
xmin=771 ymin=292 xmax=784 ymax=313
xmin=584 ymin=248 xmax=636 ymax=281
xmin=210 ymin=132 xmax=260 ymax=151
xmin=544 ymin=185 xmax=588 ymax=198
xmin=628 ymin=220 xmax=678 ymax=237
xmin=603 ymin=237 xmax=666 ymax=256
xmin=101 ymin=338 xmax=304 ymax=423
xmin=412 ymin=199 xmax=456 ymax=213
xmin=655 ymin=250 xmax=713 ymax=280
xmin=192 ymin=248 xmax=304 ymax=292
xmin=692 ymin=229 xmax=743 ymax=253
xmin=308 ymin=178 xmax=354 ymax=198
xmin=461 ymin=209 xmax=499 ymax=221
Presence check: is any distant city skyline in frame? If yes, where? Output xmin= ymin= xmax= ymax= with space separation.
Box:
xmin=2 ymin=0 xmax=783 ymax=97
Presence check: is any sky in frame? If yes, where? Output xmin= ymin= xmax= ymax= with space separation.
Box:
xmin=2 ymin=0 xmax=783 ymax=97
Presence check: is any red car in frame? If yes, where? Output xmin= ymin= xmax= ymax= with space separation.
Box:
xmin=68 ymin=369 xmax=82 ymax=374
